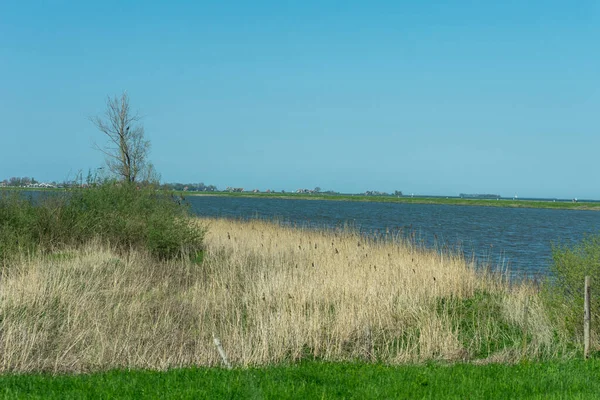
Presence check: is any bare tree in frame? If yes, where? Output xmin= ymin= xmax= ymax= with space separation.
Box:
xmin=89 ymin=92 xmax=157 ymax=184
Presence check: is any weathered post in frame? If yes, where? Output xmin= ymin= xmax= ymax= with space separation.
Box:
xmin=522 ymin=296 xmax=529 ymax=356
xmin=584 ymin=276 xmax=591 ymax=360
xmin=213 ymin=334 xmax=232 ymax=369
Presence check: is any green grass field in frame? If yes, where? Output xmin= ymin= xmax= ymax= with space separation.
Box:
xmin=185 ymin=191 xmax=600 ymax=211
xmin=2 ymin=360 xmax=599 ymax=399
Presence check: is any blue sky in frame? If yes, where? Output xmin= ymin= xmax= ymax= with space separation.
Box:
xmin=1 ymin=1 xmax=598 ymax=198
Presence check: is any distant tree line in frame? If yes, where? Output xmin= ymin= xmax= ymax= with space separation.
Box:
xmin=459 ymin=193 xmax=500 ymax=199
xmin=1 ymin=173 xmax=100 ymax=189
xmin=161 ymin=182 xmax=218 ymax=192
xmin=364 ymin=190 xmax=403 ymax=196
xmin=1 ymin=177 xmax=38 ymax=187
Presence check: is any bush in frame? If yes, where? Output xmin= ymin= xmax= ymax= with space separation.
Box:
xmin=0 ymin=184 xmax=204 ymax=260
xmin=543 ymin=235 xmax=600 ymax=343
xmin=0 ymin=191 xmax=39 ymax=260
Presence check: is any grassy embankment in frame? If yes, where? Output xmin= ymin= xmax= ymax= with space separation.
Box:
xmin=1 ymin=186 xmax=597 ymax=397
xmin=185 ymin=191 xmax=600 ymax=211
xmin=0 ymin=217 xmax=575 ymax=373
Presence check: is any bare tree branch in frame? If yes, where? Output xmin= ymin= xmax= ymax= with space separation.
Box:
xmin=89 ymin=92 xmax=154 ymax=184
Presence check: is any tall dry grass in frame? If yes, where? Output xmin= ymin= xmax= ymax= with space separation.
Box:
xmin=0 ymin=218 xmax=563 ymax=373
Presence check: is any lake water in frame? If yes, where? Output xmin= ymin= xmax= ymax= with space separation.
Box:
xmin=187 ymin=196 xmax=600 ymax=278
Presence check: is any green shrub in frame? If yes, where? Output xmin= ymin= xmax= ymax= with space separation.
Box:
xmin=437 ymin=291 xmax=522 ymax=358
xmin=543 ymin=236 xmax=600 ymax=342
xmin=0 ymin=191 xmax=39 ymax=259
xmin=0 ymin=184 xmax=204 ymax=260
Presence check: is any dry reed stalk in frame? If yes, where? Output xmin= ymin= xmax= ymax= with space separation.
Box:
xmin=0 ymin=218 xmax=557 ymax=373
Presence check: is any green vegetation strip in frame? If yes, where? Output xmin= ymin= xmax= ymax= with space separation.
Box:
xmin=6 ymin=188 xmax=600 ymax=210
xmin=187 ymin=192 xmax=600 ymax=211
xmin=3 ymin=360 xmax=600 ymax=399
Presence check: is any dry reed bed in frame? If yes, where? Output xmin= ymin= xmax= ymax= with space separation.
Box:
xmin=0 ymin=218 xmax=557 ymax=373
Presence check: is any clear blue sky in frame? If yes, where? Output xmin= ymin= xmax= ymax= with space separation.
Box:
xmin=1 ymin=1 xmax=598 ymax=198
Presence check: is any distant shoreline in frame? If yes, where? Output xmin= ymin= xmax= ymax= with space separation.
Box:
xmin=5 ymin=187 xmax=598 ymax=211
xmin=180 ymin=191 xmax=600 ymax=211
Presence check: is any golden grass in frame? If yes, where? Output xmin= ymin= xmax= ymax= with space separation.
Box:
xmin=0 ymin=218 xmax=561 ymax=373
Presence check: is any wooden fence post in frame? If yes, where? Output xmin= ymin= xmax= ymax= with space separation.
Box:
xmin=584 ymin=276 xmax=591 ymax=360
xmin=522 ymin=296 xmax=529 ymax=356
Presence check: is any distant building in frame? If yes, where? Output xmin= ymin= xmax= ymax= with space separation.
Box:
xmin=25 ymin=182 xmax=56 ymax=189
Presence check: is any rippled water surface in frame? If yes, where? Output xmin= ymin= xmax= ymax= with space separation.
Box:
xmin=188 ymin=196 xmax=600 ymax=277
